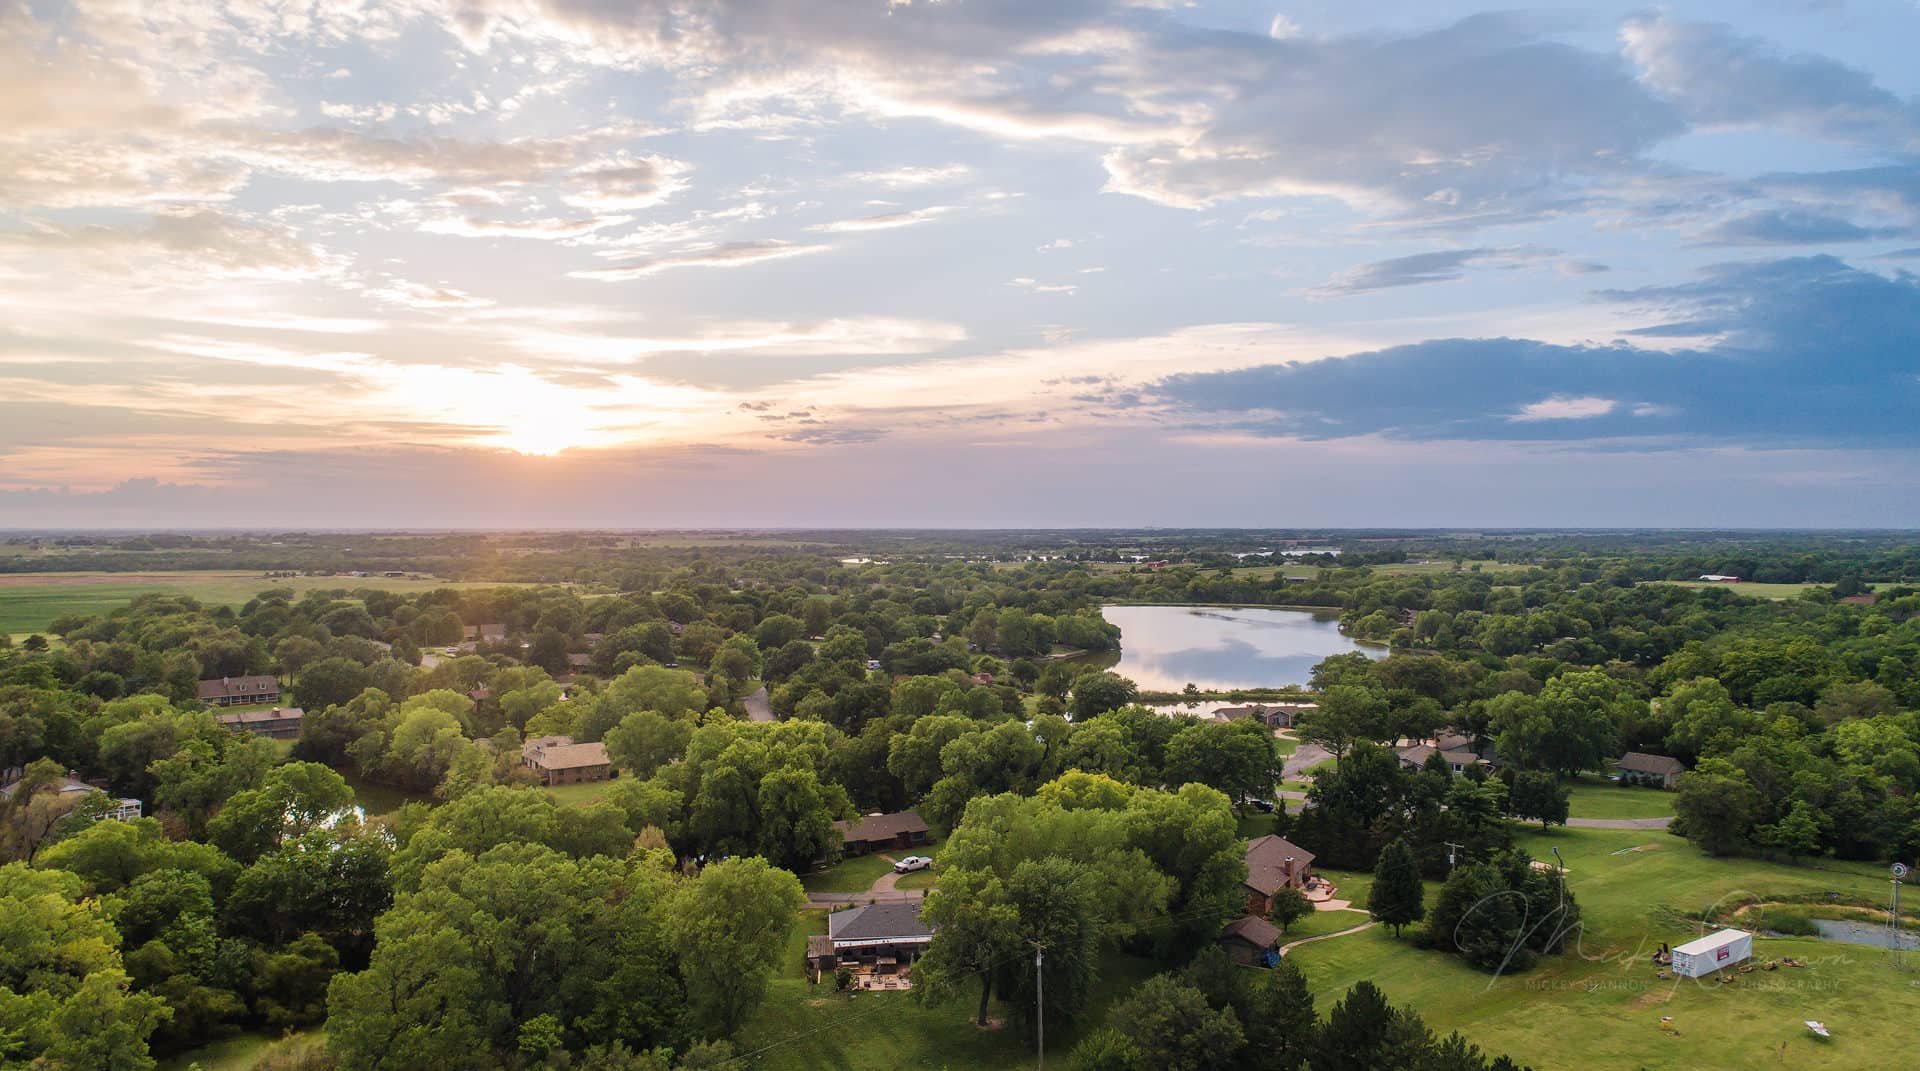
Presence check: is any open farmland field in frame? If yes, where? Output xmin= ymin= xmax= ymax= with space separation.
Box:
xmin=0 ymin=571 xmax=541 ymax=637
xmin=1652 ymin=580 xmax=1872 ymax=600
xmin=1286 ymin=826 xmax=1916 ymax=1071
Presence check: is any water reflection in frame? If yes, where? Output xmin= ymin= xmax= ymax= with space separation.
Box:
xmin=1095 ymin=605 xmax=1382 ymax=691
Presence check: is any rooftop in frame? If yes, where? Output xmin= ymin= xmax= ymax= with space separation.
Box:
xmin=1221 ymin=915 xmax=1282 ymax=949
xmin=828 ymin=901 xmax=935 ymax=944
xmin=835 ymin=809 xmax=929 ymax=843
xmin=1617 ymin=751 xmax=1687 ymax=775
xmin=1244 ymin=834 xmax=1316 ymax=896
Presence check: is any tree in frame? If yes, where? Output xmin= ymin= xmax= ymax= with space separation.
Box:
xmin=294 ymin=657 xmax=375 ymax=711
xmin=1068 ymin=1028 xmax=1141 ymax=1071
xmin=1506 ymin=771 xmax=1570 ymax=829
xmin=1312 ymin=980 xmax=1428 ymax=1071
xmin=1297 ymin=685 xmax=1388 ymax=760
xmin=1108 ymin=975 xmax=1245 ymax=1071
xmin=1759 ymin=799 xmax=1824 ymax=864
xmin=1070 ymin=672 xmax=1139 ymax=720
xmin=527 ymin=629 xmax=571 ymax=675
xmin=915 ymin=867 xmax=1019 ymax=1026
xmin=754 ymin=767 xmax=847 ymax=871
xmin=1268 ymin=885 xmax=1311 ymax=934
xmin=1673 ymin=763 xmax=1760 ymax=856
xmin=604 ymin=711 xmax=694 ymax=779
xmin=665 ymin=857 xmax=805 ymax=1037
xmin=1366 ymin=837 xmax=1425 ymax=937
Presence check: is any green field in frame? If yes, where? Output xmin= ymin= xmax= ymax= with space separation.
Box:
xmin=157 ymin=1030 xmax=319 ymax=1071
xmin=1566 ymin=777 xmax=1679 ymax=820
xmin=1287 ymin=826 xmax=1916 ymax=1071
xmin=0 ymin=570 xmax=541 ymax=637
xmin=1654 ymin=580 xmax=1870 ymax=600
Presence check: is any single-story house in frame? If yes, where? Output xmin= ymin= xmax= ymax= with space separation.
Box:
xmin=215 ymin=706 xmax=305 ymax=740
xmin=521 ymin=735 xmax=612 ymax=786
xmin=197 ymin=675 xmax=281 ymax=707
xmin=566 ymin=653 xmax=594 ymax=672
xmin=1219 ymin=915 xmax=1283 ymax=967
xmin=1396 ymin=744 xmax=1490 ymax=776
xmin=0 ymin=770 xmax=141 ymax=821
xmin=816 ymin=901 xmax=936 ymax=975
xmin=1616 ymin=751 xmax=1687 ymax=789
xmin=464 ymin=623 xmax=508 ymax=644
xmin=1243 ymin=834 xmax=1315 ymax=917
xmin=1212 ymin=701 xmax=1317 ymax=729
xmin=835 ymin=810 xmax=931 ymax=855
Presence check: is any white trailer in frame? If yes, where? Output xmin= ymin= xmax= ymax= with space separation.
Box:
xmin=1672 ymin=929 xmax=1753 ymax=977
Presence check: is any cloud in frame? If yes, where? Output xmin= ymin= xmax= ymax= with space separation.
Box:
xmin=0 ymin=210 xmax=327 ymax=278
xmin=562 ymin=153 xmax=691 ymax=210
xmin=1158 ymin=255 xmax=1920 ymax=447
xmin=1621 ymin=14 xmax=1920 ymax=147
xmin=1691 ymin=209 xmax=1899 ymax=246
xmin=847 ymin=165 xmax=973 ymax=188
xmin=569 ymin=240 xmax=832 ymax=281
xmin=806 ymin=207 xmax=950 ymax=232
xmin=1309 ymin=247 xmax=1564 ymax=295
xmin=1510 ymin=395 xmax=1618 ymax=422
xmin=1009 ymin=277 xmax=1077 ymax=295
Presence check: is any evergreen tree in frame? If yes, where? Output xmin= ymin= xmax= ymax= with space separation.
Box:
xmin=1367 ymin=836 xmax=1426 ymax=937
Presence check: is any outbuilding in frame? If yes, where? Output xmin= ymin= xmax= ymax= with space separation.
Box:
xmin=1671 ymin=929 xmax=1752 ymax=977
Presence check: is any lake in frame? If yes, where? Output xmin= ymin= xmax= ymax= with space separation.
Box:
xmin=1095 ymin=604 xmax=1383 ymax=691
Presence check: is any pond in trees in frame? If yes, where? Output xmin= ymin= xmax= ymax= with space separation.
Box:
xmin=1094 ymin=605 xmax=1383 ymax=692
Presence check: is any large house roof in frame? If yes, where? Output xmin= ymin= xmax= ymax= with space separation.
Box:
xmin=1220 ymin=915 xmax=1281 ymax=949
xmin=1244 ymin=834 xmax=1315 ymax=896
xmin=1397 ymin=744 xmax=1486 ymax=768
xmin=531 ymin=742 xmax=609 ymax=771
xmin=828 ymin=901 xmax=935 ymax=944
xmin=215 ymin=707 xmax=304 ymax=727
xmin=1617 ymin=751 xmax=1687 ymax=776
xmin=196 ymin=675 xmax=278 ymax=701
xmin=835 ymin=810 xmax=929 ymax=843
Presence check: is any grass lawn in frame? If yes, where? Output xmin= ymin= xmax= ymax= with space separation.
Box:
xmin=157 ymin=1030 xmax=314 ymax=1071
xmin=1279 ymin=907 xmax=1375 ymax=942
xmin=543 ymin=779 xmax=616 ymax=808
xmin=1653 ymin=580 xmax=1869 ymax=600
xmin=740 ymin=911 xmax=1159 ymax=1071
xmin=803 ymin=838 xmax=946 ymax=895
xmin=0 ymin=571 xmax=540 ymax=636
xmin=1565 ymin=777 xmax=1678 ymax=821
xmin=1285 ymin=826 xmax=1918 ymax=1071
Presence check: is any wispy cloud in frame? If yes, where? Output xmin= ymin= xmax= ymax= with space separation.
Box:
xmin=570 ymin=240 xmax=832 ymax=281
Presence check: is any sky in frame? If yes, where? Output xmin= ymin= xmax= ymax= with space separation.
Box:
xmin=3 ymin=0 xmax=1919 ymax=529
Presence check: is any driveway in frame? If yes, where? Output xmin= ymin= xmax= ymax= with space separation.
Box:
xmin=744 ymin=685 xmax=774 ymax=723
xmin=805 ymin=889 xmax=926 ymax=908
xmin=1282 ymin=742 xmax=1333 ymax=781
xmin=1565 ymin=816 xmax=1675 ymax=830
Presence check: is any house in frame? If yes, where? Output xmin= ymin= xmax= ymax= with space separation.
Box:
xmin=215 ymin=706 xmax=305 ymax=740
xmin=1671 ymin=929 xmax=1752 ymax=978
xmin=1243 ymin=834 xmax=1315 ymax=916
xmin=1697 ymin=574 xmax=1742 ymax=583
xmin=566 ymin=653 xmax=594 ymax=672
xmin=816 ymin=901 xmax=936 ymax=976
xmin=197 ymin=675 xmax=281 ymax=707
xmin=464 ymin=624 xmax=508 ymax=644
xmin=521 ymin=735 xmax=611 ymax=786
xmin=834 ymin=810 xmax=930 ymax=856
xmin=0 ymin=769 xmax=141 ymax=821
xmin=1219 ymin=915 xmax=1283 ymax=967
xmin=1216 ymin=701 xmax=1318 ymax=730
xmin=1396 ymin=744 xmax=1489 ymax=775
xmin=1616 ymin=751 xmax=1687 ymax=789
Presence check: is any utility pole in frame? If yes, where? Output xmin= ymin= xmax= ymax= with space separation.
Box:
xmin=1445 ymin=841 xmax=1464 ymax=871
xmin=1551 ymin=846 xmax=1566 ymax=914
xmin=1033 ymin=943 xmax=1046 ymax=1070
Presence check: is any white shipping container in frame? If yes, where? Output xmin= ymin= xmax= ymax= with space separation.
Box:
xmin=1671 ymin=928 xmax=1753 ymax=977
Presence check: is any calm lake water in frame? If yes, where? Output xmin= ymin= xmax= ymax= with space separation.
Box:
xmin=1095 ymin=605 xmax=1382 ymax=691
